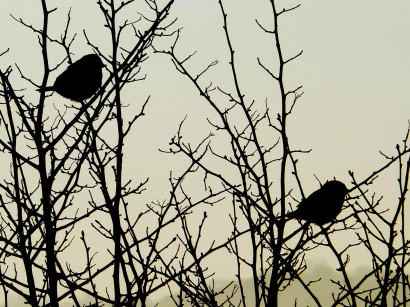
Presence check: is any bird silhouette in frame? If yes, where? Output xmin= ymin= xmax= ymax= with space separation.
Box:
xmin=289 ymin=180 xmax=348 ymax=225
xmin=39 ymin=54 xmax=104 ymax=101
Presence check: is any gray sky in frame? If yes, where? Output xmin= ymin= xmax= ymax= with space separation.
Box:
xmin=1 ymin=1 xmax=409 ymax=183
xmin=0 ymin=0 xmax=409 ymax=305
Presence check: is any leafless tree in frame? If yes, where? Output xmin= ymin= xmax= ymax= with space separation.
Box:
xmin=157 ymin=1 xmax=410 ymax=306
xmin=0 ymin=0 xmax=408 ymax=307
xmin=0 ymin=0 xmax=180 ymax=306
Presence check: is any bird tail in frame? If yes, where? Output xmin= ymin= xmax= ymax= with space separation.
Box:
xmin=37 ymin=86 xmax=54 ymax=93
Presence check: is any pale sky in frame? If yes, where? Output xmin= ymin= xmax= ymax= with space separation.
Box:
xmin=0 ymin=0 xmax=409 ymax=305
xmin=1 ymin=1 xmax=409 ymax=183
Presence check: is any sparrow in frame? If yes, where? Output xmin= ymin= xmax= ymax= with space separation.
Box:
xmin=39 ymin=54 xmax=103 ymax=101
xmin=289 ymin=180 xmax=348 ymax=225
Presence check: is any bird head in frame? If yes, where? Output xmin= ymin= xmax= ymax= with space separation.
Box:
xmin=83 ymin=54 xmax=104 ymax=69
xmin=324 ymin=180 xmax=349 ymax=198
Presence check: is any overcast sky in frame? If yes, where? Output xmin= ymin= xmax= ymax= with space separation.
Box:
xmin=1 ymin=0 xmax=409 ymax=186
xmin=0 ymin=0 xmax=409 ymax=305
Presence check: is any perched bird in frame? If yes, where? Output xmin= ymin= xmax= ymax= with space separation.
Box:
xmin=39 ymin=54 xmax=104 ymax=101
xmin=289 ymin=180 xmax=348 ymax=225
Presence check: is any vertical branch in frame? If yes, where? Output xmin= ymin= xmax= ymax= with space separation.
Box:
xmin=265 ymin=1 xmax=298 ymax=305
xmin=37 ymin=1 xmax=58 ymax=305
xmin=399 ymin=162 xmax=409 ymax=305
xmin=37 ymin=0 xmax=51 ymax=125
xmin=106 ymin=2 xmax=124 ymax=303
xmin=397 ymin=137 xmax=409 ymax=306
xmin=229 ymin=195 xmax=247 ymax=307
